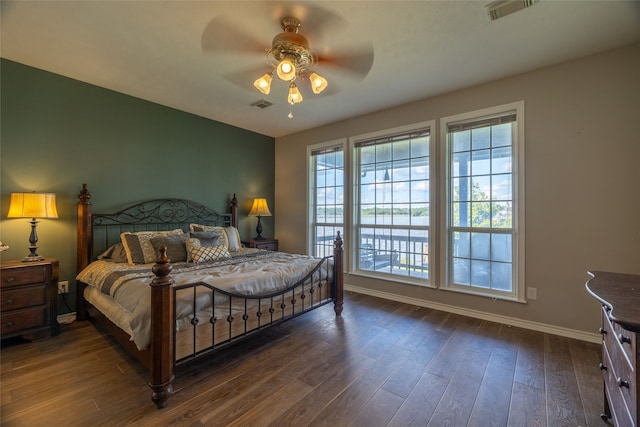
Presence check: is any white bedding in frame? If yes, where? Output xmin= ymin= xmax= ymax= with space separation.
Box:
xmin=77 ymin=248 xmax=333 ymax=350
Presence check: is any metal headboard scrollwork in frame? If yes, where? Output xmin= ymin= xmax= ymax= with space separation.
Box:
xmin=91 ymin=197 xmax=237 ymax=262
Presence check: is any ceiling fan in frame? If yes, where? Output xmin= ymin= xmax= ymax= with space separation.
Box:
xmin=201 ymin=4 xmax=374 ymax=117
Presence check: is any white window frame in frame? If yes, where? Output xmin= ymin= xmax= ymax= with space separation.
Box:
xmin=349 ymin=121 xmax=436 ymax=286
xmin=439 ymin=101 xmax=525 ymax=302
xmin=306 ymin=139 xmax=347 ymax=258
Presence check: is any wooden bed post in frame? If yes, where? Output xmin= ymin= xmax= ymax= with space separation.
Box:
xmin=333 ymin=231 xmax=344 ymax=316
xmin=230 ymin=193 xmax=238 ymax=228
xmin=76 ymin=184 xmax=92 ymax=321
xmin=149 ymin=247 xmax=175 ymax=409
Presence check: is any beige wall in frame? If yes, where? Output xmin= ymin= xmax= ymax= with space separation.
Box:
xmin=275 ymin=43 xmax=640 ymax=335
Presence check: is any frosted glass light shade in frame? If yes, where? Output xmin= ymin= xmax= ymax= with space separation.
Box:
xmin=253 ymin=73 xmax=272 ymax=95
xmin=287 ymin=83 xmax=303 ymax=105
xmin=310 ymin=72 xmax=328 ymax=94
xmin=276 ymin=58 xmax=296 ymax=81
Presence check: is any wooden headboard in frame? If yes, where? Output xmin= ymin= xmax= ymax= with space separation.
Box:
xmin=76 ymin=183 xmax=238 ymax=274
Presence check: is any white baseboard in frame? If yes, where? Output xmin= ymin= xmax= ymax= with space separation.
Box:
xmin=345 ymin=284 xmax=601 ymax=344
xmin=57 ymin=312 xmax=76 ymax=325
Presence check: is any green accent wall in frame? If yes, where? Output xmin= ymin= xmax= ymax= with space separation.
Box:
xmin=0 ymin=59 xmax=275 ymax=314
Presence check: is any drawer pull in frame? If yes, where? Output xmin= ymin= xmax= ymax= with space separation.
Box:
xmin=598 ymin=327 xmax=607 ymax=335
xmin=6 ymin=321 xmax=13 ymax=327
xmin=5 ymin=277 xmax=15 ymax=283
xmin=6 ymin=298 xmax=14 ymax=305
xmin=618 ymin=333 xmax=631 ymax=345
xmin=598 ymin=363 xmax=608 ymax=371
xmin=617 ymin=377 xmax=630 ymax=388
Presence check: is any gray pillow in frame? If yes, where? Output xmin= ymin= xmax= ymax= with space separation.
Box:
xmin=189 ymin=231 xmax=222 ymax=247
xmin=97 ymin=242 xmax=129 ymax=263
xmin=151 ymin=233 xmax=188 ymax=262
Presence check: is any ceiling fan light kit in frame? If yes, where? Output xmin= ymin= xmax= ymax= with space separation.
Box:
xmin=253 ymin=16 xmax=328 ymax=115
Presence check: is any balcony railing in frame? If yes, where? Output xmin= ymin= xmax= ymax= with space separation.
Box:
xmin=314 ymin=231 xmax=429 ymax=279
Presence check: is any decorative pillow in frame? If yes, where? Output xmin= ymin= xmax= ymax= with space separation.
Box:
xmin=224 ymin=226 xmax=242 ymax=252
xmin=189 ymin=224 xmax=229 ymax=249
xmin=189 ymin=231 xmax=222 ymax=246
xmin=185 ymin=231 xmax=222 ymax=262
xmin=185 ymin=238 xmax=230 ymax=263
xmin=120 ymin=229 xmax=184 ymax=265
xmin=97 ymin=242 xmax=129 ymax=263
xmin=150 ymin=234 xmax=188 ymax=263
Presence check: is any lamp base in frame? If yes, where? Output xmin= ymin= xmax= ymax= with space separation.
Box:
xmin=255 ymin=216 xmax=264 ymax=240
xmin=22 ymin=255 xmax=44 ymax=262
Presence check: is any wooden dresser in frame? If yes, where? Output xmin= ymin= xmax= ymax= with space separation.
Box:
xmin=1 ymin=258 xmax=60 ymax=340
xmin=586 ymin=271 xmax=639 ymax=426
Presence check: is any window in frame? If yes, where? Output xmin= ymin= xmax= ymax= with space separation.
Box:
xmin=308 ymin=141 xmax=345 ymax=258
xmin=442 ymin=102 xmax=524 ymax=300
xmin=305 ymin=103 xmax=524 ymax=302
xmin=352 ymin=122 xmax=433 ymax=284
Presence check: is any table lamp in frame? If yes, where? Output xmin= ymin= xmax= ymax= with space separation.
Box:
xmin=7 ymin=192 xmax=58 ymax=261
xmin=248 ymin=198 xmax=272 ymax=240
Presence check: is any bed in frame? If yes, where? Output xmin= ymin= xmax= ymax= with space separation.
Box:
xmin=74 ymin=184 xmax=344 ymax=408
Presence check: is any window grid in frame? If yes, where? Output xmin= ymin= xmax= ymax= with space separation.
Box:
xmin=310 ymin=147 xmax=344 ymax=258
xmin=448 ymin=113 xmax=516 ymax=294
xmin=355 ymin=129 xmax=430 ymax=280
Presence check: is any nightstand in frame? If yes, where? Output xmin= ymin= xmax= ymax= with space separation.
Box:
xmin=1 ymin=258 xmax=60 ymax=340
xmin=243 ymin=238 xmax=279 ymax=251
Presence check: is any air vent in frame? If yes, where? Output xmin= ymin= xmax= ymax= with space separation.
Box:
xmin=486 ymin=0 xmax=539 ymax=21
xmin=251 ymin=99 xmax=273 ymax=109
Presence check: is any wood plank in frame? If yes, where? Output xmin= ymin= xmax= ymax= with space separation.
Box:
xmin=568 ymin=338 xmax=604 ymax=427
xmin=467 ymin=347 xmax=517 ymax=426
xmin=351 ymin=388 xmax=405 ymax=426
xmin=544 ymin=334 xmax=587 ymax=426
xmin=388 ymin=372 xmax=448 ymax=426
xmin=507 ymin=382 xmax=547 ymax=427
xmin=514 ymin=327 xmax=546 ymax=390
xmin=382 ymin=329 xmax=449 ymax=398
xmin=427 ymin=348 xmax=492 ymax=426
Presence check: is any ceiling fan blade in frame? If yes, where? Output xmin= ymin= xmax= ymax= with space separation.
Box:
xmin=268 ymin=2 xmax=347 ymax=44
xmin=201 ymin=15 xmax=267 ymax=55
xmin=316 ymin=41 xmax=375 ymax=80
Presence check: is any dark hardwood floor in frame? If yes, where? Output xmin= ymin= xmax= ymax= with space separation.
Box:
xmin=1 ymin=292 xmax=609 ymax=426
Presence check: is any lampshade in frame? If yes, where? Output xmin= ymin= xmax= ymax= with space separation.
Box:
xmin=7 ymin=192 xmax=59 ymax=219
xmin=310 ymin=72 xmax=328 ymax=94
xmin=287 ymin=82 xmax=303 ymax=105
xmin=276 ymin=58 xmax=297 ymax=82
xmin=253 ymin=73 xmax=272 ymax=95
xmin=248 ymin=198 xmax=272 ymax=217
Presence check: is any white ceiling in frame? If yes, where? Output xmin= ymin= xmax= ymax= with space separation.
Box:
xmin=2 ymin=1 xmax=639 ymax=138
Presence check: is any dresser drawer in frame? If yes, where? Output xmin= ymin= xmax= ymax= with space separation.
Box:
xmin=1 ymin=306 xmax=46 ymax=335
xmin=1 ymin=285 xmax=46 ymax=311
xmin=1 ymin=265 xmax=48 ymax=288
xmin=603 ymin=307 xmax=636 ymax=369
xmin=603 ymin=342 xmax=635 ymax=427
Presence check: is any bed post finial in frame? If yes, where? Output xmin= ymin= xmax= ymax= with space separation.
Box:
xmin=333 ymin=231 xmax=344 ymax=316
xmin=149 ymin=246 xmax=175 ymax=409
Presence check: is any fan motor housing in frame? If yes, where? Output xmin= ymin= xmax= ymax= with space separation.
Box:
xmin=270 ymin=31 xmax=312 ymax=70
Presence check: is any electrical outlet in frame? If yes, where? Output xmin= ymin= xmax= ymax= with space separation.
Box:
xmin=58 ymin=280 xmax=69 ymax=294
xmin=526 ymin=287 xmax=537 ymax=300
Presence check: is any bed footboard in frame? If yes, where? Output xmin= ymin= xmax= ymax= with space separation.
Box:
xmin=148 ymin=233 xmax=344 ymax=409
